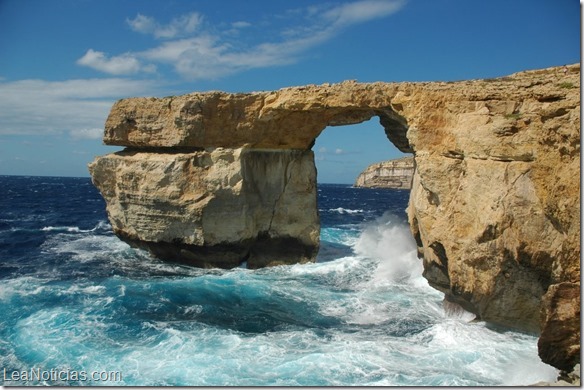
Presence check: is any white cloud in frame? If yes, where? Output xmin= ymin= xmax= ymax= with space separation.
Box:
xmin=319 ymin=147 xmax=347 ymax=154
xmin=78 ymin=0 xmax=405 ymax=80
xmin=323 ymin=0 xmax=405 ymax=28
xmin=127 ymin=12 xmax=203 ymax=39
xmin=76 ymin=49 xmax=155 ymax=75
xmin=317 ymin=147 xmax=355 ymax=157
xmin=141 ymin=36 xmax=234 ymax=79
xmin=0 ymin=78 xmax=160 ymax=138
xmin=126 ymin=14 xmax=157 ymax=34
xmin=70 ymin=128 xmax=103 ymax=140
xmin=231 ymin=21 xmax=251 ymax=29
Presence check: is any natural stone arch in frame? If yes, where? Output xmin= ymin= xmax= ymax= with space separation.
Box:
xmin=90 ymin=64 xmax=581 ymax=371
xmin=93 ymin=83 xmax=416 ymax=271
xmin=100 ymin=82 xmax=413 ymax=152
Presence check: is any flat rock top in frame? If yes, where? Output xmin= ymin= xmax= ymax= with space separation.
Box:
xmin=103 ymin=64 xmax=580 ymax=150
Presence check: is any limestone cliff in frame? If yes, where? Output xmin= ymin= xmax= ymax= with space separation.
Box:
xmin=89 ymin=148 xmax=318 ymax=269
xmin=90 ymin=64 xmax=580 ymax=371
xmin=354 ymin=157 xmax=414 ymax=189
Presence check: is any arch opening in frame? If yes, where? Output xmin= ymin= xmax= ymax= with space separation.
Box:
xmin=312 ymin=113 xmax=413 ymax=263
xmin=323 ymin=108 xmax=411 ymax=153
xmin=312 ymin=111 xmax=411 ymax=185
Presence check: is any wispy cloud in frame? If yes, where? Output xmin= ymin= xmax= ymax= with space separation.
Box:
xmin=231 ymin=21 xmax=252 ymax=29
xmin=127 ymin=12 xmax=203 ymax=39
xmin=316 ymin=146 xmax=361 ymax=162
xmin=77 ymin=0 xmax=406 ymax=80
xmin=69 ymin=128 xmax=104 ymax=140
xmin=322 ymin=0 xmax=405 ymax=28
xmin=0 ymin=78 xmax=160 ymax=138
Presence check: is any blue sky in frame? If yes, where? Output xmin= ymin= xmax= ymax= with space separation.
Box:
xmin=0 ymin=0 xmax=580 ymax=183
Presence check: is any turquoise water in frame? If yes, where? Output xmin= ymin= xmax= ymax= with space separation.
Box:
xmin=0 ymin=177 xmax=558 ymax=386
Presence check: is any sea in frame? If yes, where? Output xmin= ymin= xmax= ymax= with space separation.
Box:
xmin=0 ymin=175 xmax=559 ymax=386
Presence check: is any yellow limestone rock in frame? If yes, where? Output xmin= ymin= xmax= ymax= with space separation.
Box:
xmin=90 ymin=64 xmax=580 ymax=371
xmin=89 ymin=148 xmax=319 ymax=269
xmin=354 ymin=157 xmax=414 ymax=189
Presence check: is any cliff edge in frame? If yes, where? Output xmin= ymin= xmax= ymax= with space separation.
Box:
xmin=89 ymin=64 xmax=580 ymax=372
xmin=354 ymin=157 xmax=414 ymax=189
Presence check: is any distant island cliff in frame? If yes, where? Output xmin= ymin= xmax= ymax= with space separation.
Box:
xmin=354 ymin=157 xmax=414 ymax=189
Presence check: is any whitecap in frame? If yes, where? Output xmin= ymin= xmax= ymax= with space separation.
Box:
xmin=62 ymin=285 xmax=106 ymax=295
xmin=328 ymin=207 xmax=364 ymax=214
xmin=40 ymin=220 xmax=110 ymax=234
xmin=41 ymin=226 xmax=82 ymax=233
xmin=0 ymin=276 xmax=50 ymax=301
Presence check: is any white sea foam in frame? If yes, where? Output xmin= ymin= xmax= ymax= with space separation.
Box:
xmin=41 ymin=220 xmax=111 ymax=234
xmin=63 ymin=285 xmax=106 ymax=295
xmin=353 ymin=212 xmax=423 ymax=285
xmin=41 ymin=230 xmax=205 ymax=277
xmin=442 ymin=298 xmax=477 ymax=322
xmin=2 ymin=263 xmax=559 ymax=386
xmin=287 ymin=255 xmax=361 ymax=277
xmin=328 ymin=207 xmax=364 ymax=214
xmin=44 ymin=235 xmax=132 ymax=263
xmin=0 ymin=276 xmax=50 ymax=301
xmin=42 ymin=226 xmax=83 ymax=232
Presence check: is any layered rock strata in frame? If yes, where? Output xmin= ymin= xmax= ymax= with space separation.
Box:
xmin=354 ymin=156 xmax=414 ymax=189
xmin=90 ymin=64 xmax=580 ymax=371
xmin=89 ymin=148 xmax=318 ymax=269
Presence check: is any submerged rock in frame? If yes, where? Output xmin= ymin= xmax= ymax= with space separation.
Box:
xmin=90 ymin=64 xmax=580 ymax=371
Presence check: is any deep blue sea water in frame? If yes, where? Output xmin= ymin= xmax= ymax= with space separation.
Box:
xmin=0 ymin=176 xmax=558 ymax=386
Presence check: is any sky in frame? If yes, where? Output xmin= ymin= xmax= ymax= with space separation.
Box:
xmin=0 ymin=0 xmax=580 ymax=183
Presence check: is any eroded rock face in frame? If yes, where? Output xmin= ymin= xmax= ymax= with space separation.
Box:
xmin=89 ymin=148 xmax=319 ymax=268
xmin=354 ymin=157 xmax=414 ymax=189
xmin=538 ymin=282 xmax=581 ymax=371
xmin=90 ymin=64 xmax=580 ymax=370
xmin=405 ymin=66 xmax=581 ymax=337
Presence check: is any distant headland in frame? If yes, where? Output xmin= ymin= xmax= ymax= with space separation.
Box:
xmin=354 ymin=157 xmax=414 ymax=189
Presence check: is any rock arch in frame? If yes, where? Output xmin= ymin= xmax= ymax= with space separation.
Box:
xmin=91 ymin=82 xmax=414 ymax=270
xmin=100 ymin=83 xmax=412 ymax=153
xmin=89 ymin=65 xmax=580 ymax=370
